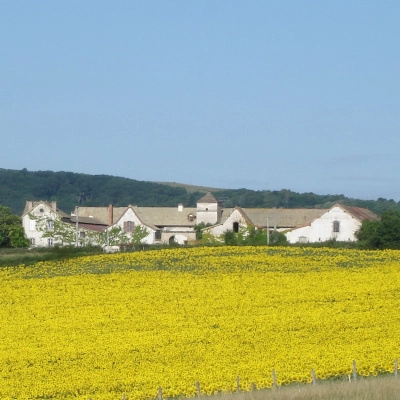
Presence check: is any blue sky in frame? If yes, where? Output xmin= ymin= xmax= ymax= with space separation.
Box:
xmin=1 ymin=1 xmax=400 ymax=200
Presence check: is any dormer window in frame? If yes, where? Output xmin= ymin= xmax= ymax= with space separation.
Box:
xmin=188 ymin=214 xmax=195 ymax=222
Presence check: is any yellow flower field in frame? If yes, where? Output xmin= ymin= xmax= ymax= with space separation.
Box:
xmin=1 ymin=246 xmax=400 ymax=399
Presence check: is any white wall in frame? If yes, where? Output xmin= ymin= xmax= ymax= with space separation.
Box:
xmin=22 ymin=203 xmax=60 ymax=247
xmin=204 ymin=209 xmax=247 ymax=238
xmin=285 ymin=206 xmax=362 ymax=244
xmin=114 ymin=208 xmax=156 ymax=244
xmin=196 ymin=202 xmax=220 ymax=225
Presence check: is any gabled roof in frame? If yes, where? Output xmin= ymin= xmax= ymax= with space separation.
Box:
xmin=74 ymin=206 xmax=126 ymax=225
xmin=240 ymin=207 xmax=327 ymax=228
xmin=69 ymin=216 xmax=107 ymax=226
xmin=76 ymin=205 xmax=198 ymax=228
xmin=337 ymin=204 xmax=380 ymax=222
xmin=197 ymin=192 xmax=219 ymax=204
xmin=23 ymin=201 xmax=70 ymax=219
xmin=134 ymin=206 xmax=198 ymax=227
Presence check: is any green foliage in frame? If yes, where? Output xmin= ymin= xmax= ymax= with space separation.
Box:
xmin=0 ymin=168 xmax=196 ymax=215
xmin=130 ymin=225 xmax=149 ymax=246
xmin=1 ymin=168 xmax=400 ymax=217
xmin=223 ymin=230 xmax=239 ymax=245
xmin=32 ymin=215 xmax=77 ymax=246
xmin=243 ymin=226 xmax=266 ymax=245
xmin=102 ymin=226 xmax=128 ymax=247
xmin=357 ymin=210 xmax=400 ymax=249
xmin=201 ymin=233 xmax=222 ymax=245
xmin=194 ymin=222 xmax=212 ymax=240
xmin=356 ymin=220 xmax=381 ymax=249
xmin=222 ymin=226 xmax=288 ymax=246
xmin=267 ymin=230 xmax=288 ymax=246
xmin=0 ymin=206 xmax=29 ymax=248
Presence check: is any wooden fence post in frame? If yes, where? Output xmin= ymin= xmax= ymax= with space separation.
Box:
xmin=158 ymin=387 xmax=163 ymax=400
xmin=395 ymin=358 xmax=398 ymax=377
xmin=311 ymin=369 xmax=317 ymax=385
xmin=272 ymin=369 xmax=277 ymax=389
xmin=196 ymin=381 xmax=201 ymax=397
xmin=352 ymin=360 xmax=357 ymax=382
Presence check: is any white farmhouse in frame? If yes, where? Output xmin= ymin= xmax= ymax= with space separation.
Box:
xmin=22 ymin=201 xmax=72 ymax=247
xmin=203 ymin=204 xmax=379 ymax=244
xmin=22 ymin=195 xmax=379 ymax=248
xmin=285 ymin=204 xmax=379 ymax=243
xmin=22 ymin=192 xmax=223 ymax=247
xmin=202 ymin=207 xmax=326 ymax=238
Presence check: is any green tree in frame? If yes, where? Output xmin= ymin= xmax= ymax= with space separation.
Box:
xmin=356 ymin=219 xmax=381 ymax=249
xmin=223 ymin=230 xmax=239 ymax=245
xmin=194 ymin=222 xmax=212 ymax=240
xmin=357 ymin=210 xmax=400 ymax=249
xmin=130 ymin=225 xmax=149 ymax=247
xmin=243 ymin=226 xmax=267 ymax=245
xmin=268 ymin=230 xmax=288 ymax=246
xmin=31 ymin=213 xmax=106 ymax=247
xmin=100 ymin=226 xmax=129 ymax=247
xmin=0 ymin=206 xmax=29 ymax=248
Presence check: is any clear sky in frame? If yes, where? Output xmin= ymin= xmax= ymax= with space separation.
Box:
xmin=1 ymin=1 xmax=400 ymax=201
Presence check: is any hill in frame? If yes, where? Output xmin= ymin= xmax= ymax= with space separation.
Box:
xmin=0 ymin=168 xmax=399 ymax=216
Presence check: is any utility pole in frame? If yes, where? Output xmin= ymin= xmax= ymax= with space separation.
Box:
xmin=75 ymin=206 xmax=79 ymax=247
xmin=266 ymin=217 xmax=270 ymax=245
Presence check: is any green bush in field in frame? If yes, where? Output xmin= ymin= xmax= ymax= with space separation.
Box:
xmin=0 ymin=205 xmax=29 ymax=248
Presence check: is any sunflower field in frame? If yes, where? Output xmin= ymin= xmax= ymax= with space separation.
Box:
xmin=1 ymin=246 xmax=400 ymax=399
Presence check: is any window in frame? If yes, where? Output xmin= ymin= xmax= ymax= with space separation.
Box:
xmin=155 ymin=230 xmax=161 ymax=240
xmin=188 ymin=214 xmax=195 ymax=222
xmin=79 ymin=231 xmax=86 ymax=239
xmin=29 ymin=220 xmax=36 ymax=231
xmin=48 ymin=220 xmax=54 ymax=231
xmin=30 ymin=238 xmax=35 ymax=246
xmin=48 ymin=238 xmax=53 ymax=247
xmin=233 ymin=222 xmax=239 ymax=233
xmin=333 ymin=221 xmax=340 ymax=233
xmin=123 ymin=221 xmax=135 ymax=233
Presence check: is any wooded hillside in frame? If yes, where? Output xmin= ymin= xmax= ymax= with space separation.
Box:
xmin=1 ymin=168 xmax=399 ymax=215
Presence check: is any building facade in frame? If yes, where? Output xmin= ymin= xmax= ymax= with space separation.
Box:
xmin=22 ymin=195 xmax=379 ymax=248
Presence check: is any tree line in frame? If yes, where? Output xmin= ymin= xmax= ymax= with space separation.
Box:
xmin=1 ymin=168 xmax=400 ymax=216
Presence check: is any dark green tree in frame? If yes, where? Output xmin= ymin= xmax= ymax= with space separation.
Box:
xmin=223 ymin=230 xmax=239 ymax=245
xmin=0 ymin=206 xmax=29 ymax=248
xmin=357 ymin=210 xmax=400 ymax=249
xmin=194 ymin=222 xmax=211 ymax=240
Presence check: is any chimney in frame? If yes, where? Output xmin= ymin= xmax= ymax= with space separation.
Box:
xmin=108 ymin=204 xmax=114 ymax=226
xmin=27 ymin=201 xmax=34 ymax=210
xmin=51 ymin=201 xmax=57 ymax=211
xmin=178 ymin=204 xmax=184 ymax=212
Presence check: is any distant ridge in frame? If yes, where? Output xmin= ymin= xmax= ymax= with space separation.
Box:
xmin=154 ymin=181 xmax=226 ymax=194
